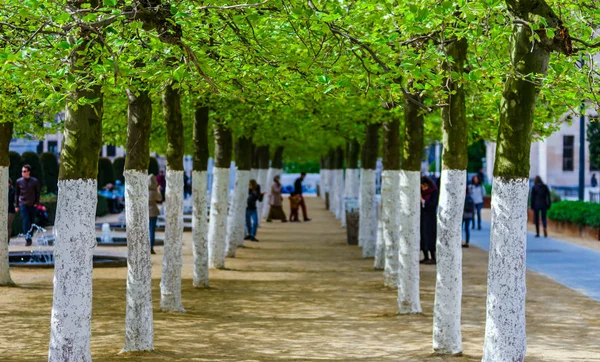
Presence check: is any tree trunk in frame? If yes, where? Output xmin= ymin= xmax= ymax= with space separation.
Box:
xmin=334 ymin=146 xmax=345 ymax=223
xmin=433 ymin=38 xmax=468 ymax=355
xmin=483 ymin=23 xmax=552 ymax=361
xmin=49 ymin=86 xmax=103 ymax=362
xmin=360 ymin=124 xmax=379 ymax=257
xmin=326 ymin=150 xmax=335 ymax=211
xmin=397 ymin=95 xmax=424 ymax=314
xmin=344 ymin=140 xmax=360 ymax=243
xmin=122 ymin=87 xmax=154 ymax=352
xmin=192 ymin=105 xmax=210 ymax=288
xmin=226 ymin=137 xmax=252 ymax=257
xmin=160 ymin=83 xmax=185 ymax=313
xmin=0 ymin=122 xmax=14 ymax=286
xmin=262 ymin=146 xmax=284 ymax=219
xmin=208 ymin=123 xmax=232 ymax=269
xmin=256 ymin=146 xmax=269 ymax=220
xmin=379 ymin=117 xmax=401 ymax=282
xmin=250 ymin=142 xmax=259 ymax=180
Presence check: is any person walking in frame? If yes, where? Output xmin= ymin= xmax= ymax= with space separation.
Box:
xmin=462 ymin=187 xmax=475 ymax=248
xmin=156 ymin=170 xmax=166 ymax=199
xmin=245 ymin=179 xmax=264 ymax=242
xmin=531 ymin=176 xmax=551 ymax=238
xmin=7 ymin=178 xmax=15 ymax=244
xmin=266 ymin=175 xmax=287 ymax=222
xmin=148 ymin=174 xmax=163 ymax=254
xmin=293 ymin=172 xmax=311 ymax=222
xmin=592 ymin=174 xmax=598 ymax=188
xmin=420 ymin=176 xmax=438 ymax=265
xmin=469 ymin=175 xmax=485 ymax=230
xmin=15 ymin=164 xmax=41 ymax=246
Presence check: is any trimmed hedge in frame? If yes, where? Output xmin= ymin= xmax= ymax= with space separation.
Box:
xmin=40 ymin=152 xmax=59 ymax=194
xmin=148 ymin=156 xmax=159 ymax=176
xmin=9 ymin=151 xmax=21 ymax=184
xmin=96 ymin=195 xmax=109 ymax=217
xmin=97 ymin=157 xmax=114 ymax=189
xmin=113 ymin=157 xmax=125 ymax=183
xmin=547 ymin=201 xmax=600 ymax=228
xmin=21 ymin=151 xmax=44 ymax=188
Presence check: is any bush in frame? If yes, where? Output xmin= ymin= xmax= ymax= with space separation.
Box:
xmin=40 ymin=152 xmax=59 ymax=194
xmin=483 ymin=183 xmax=492 ymax=195
xmin=113 ymin=157 xmax=125 ymax=183
xmin=547 ymin=201 xmax=600 ymax=228
xmin=97 ymin=157 xmax=114 ymax=189
xmin=20 ymin=152 xmax=44 ymax=189
xmin=9 ymin=151 xmax=22 ymax=184
xmin=96 ymin=195 xmax=109 ymax=217
xmin=148 ymin=156 xmax=159 ymax=176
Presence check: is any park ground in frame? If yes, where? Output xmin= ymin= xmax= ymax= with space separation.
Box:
xmin=1 ymin=197 xmax=599 ymax=361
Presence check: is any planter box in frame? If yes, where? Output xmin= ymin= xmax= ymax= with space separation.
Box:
xmin=547 ymin=219 xmax=600 ymax=240
xmin=483 ymin=196 xmax=491 ymax=209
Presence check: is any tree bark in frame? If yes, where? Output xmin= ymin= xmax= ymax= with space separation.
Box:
xmin=483 ymin=17 xmax=556 ymax=360
xmin=122 ymin=87 xmax=154 ymax=352
xmin=344 ymin=140 xmax=360 ymax=243
xmin=433 ymin=38 xmax=468 ymax=356
xmin=208 ymin=123 xmax=232 ymax=269
xmin=326 ymin=149 xmax=336 ymax=211
xmin=0 ymin=122 xmax=14 ymax=286
xmin=397 ymin=94 xmax=424 ymax=314
xmin=160 ymin=83 xmax=185 ymax=312
xmin=380 ymin=117 xmax=401 ymax=284
xmin=360 ymin=124 xmax=379 ymax=257
xmin=334 ymin=146 xmax=345 ymax=223
xmin=49 ymin=85 xmax=103 ymax=362
xmin=226 ymin=137 xmax=252 ymax=257
xmin=262 ymin=146 xmax=284 ymax=219
xmin=192 ymin=104 xmax=210 ymax=288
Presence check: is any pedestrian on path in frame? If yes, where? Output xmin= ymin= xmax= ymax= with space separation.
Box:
xmin=462 ymin=187 xmax=475 ymax=248
xmin=267 ymin=175 xmax=287 ymax=223
xmin=469 ymin=175 xmax=485 ymax=230
xmin=531 ymin=175 xmax=551 ymax=238
xmin=293 ymin=172 xmax=311 ymax=222
xmin=592 ymin=174 xmax=598 ymax=188
xmin=7 ymin=178 xmax=15 ymax=243
xmin=15 ymin=164 xmax=40 ymax=246
xmin=148 ymin=174 xmax=163 ymax=254
xmin=420 ymin=176 xmax=438 ymax=264
xmin=245 ymin=179 xmax=264 ymax=242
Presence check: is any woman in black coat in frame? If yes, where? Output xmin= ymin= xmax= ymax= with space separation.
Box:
xmin=531 ymin=176 xmax=551 ymax=238
xmin=420 ymin=176 xmax=439 ymax=264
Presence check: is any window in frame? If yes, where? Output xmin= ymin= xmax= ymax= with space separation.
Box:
xmin=48 ymin=141 xmax=58 ymax=155
xmin=106 ymin=145 xmax=116 ymax=157
xmin=563 ymin=135 xmax=574 ymax=171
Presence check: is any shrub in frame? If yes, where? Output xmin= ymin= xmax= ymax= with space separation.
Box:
xmin=483 ymin=183 xmax=492 ymax=195
xmin=113 ymin=157 xmax=125 ymax=183
xmin=96 ymin=195 xmax=109 ymax=217
xmin=148 ymin=156 xmax=159 ymax=176
xmin=40 ymin=152 xmax=59 ymax=194
xmin=9 ymin=151 xmax=22 ymax=184
xmin=97 ymin=157 xmax=114 ymax=189
xmin=21 ymin=151 xmax=44 ymax=187
xmin=547 ymin=201 xmax=600 ymax=228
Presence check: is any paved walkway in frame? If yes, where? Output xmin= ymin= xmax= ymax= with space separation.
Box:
xmin=469 ymin=220 xmax=600 ymax=301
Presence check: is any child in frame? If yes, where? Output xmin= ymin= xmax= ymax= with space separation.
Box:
xmin=463 ymin=187 xmax=475 ymax=248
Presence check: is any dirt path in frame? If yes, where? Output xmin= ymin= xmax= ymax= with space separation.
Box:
xmin=1 ymin=197 xmax=599 ymax=361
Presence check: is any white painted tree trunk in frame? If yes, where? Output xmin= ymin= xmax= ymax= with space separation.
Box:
xmin=359 ymin=169 xmax=377 ymax=257
xmin=397 ymin=170 xmax=422 ymax=314
xmin=0 ymin=166 xmax=13 ymax=286
xmin=48 ymin=179 xmax=97 ymax=362
xmin=160 ymin=170 xmax=185 ymax=312
xmin=192 ymin=171 xmax=209 ymax=288
xmin=374 ymin=203 xmax=385 ymax=270
xmin=320 ymin=169 xmax=327 ymax=200
xmin=482 ymin=178 xmax=529 ymax=361
xmin=262 ymin=168 xmax=281 ymax=219
xmin=226 ymin=169 xmax=251 ymax=257
xmin=343 ymin=169 xmax=359 ymax=228
xmin=208 ymin=167 xmax=230 ymax=269
xmin=250 ymin=168 xmax=258 ymax=181
xmin=337 ymin=170 xmax=345 ymax=222
xmin=329 ymin=169 xmax=337 ymax=214
xmin=256 ymin=168 xmax=268 ymax=221
xmin=433 ymin=169 xmax=466 ymax=355
xmin=122 ymin=170 xmax=154 ymax=352
xmin=382 ymin=171 xmax=400 ymax=287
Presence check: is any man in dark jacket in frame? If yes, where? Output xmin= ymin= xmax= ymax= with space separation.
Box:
xmin=15 ymin=164 xmax=41 ymax=246
xmin=531 ymin=176 xmax=551 ymax=238
xmin=293 ymin=172 xmax=311 ymax=222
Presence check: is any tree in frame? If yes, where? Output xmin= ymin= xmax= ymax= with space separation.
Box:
xmin=359 ymin=124 xmax=379 ymax=256
xmin=0 ymin=122 xmax=15 ymax=286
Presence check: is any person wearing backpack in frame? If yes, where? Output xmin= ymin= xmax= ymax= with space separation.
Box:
xmin=531 ymin=176 xmax=551 ymax=238
xmin=462 ymin=187 xmax=475 ymax=248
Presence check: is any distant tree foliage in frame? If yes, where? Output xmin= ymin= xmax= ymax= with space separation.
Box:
xmin=113 ymin=157 xmax=125 ymax=183
xmin=40 ymin=152 xmax=59 ymax=194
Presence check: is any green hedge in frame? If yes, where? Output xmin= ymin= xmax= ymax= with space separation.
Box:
xmin=96 ymin=195 xmax=109 ymax=217
xmin=40 ymin=152 xmax=59 ymax=194
xmin=113 ymin=157 xmax=125 ymax=183
xmin=148 ymin=156 xmax=159 ymax=176
xmin=97 ymin=157 xmax=114 ymax=189
xmin=547 ymin=201 xmax=600 ymax=228
xmin=9 ymin=151 xmax=21 ymax=184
